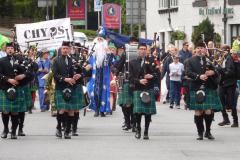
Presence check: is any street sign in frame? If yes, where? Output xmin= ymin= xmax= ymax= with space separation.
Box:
xmin=94 ymin=0 xmax=102 ymax=12
xmin=38 ymin=0 xmax=57 ymax=7
xmin=126 ymin=0 xmax=146 ymax=25
xmin=71 ymin=20 xmax=86 ymax=26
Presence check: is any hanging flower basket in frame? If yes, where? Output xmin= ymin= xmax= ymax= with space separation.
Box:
xmin=171 ymin=31 xmax=186 ymax=41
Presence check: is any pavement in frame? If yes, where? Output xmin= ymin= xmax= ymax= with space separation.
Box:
xmin=0 ymin=100 xmax=240 ymax=160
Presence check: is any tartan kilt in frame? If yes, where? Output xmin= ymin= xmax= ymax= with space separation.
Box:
xmin=55 ymin=85 xmax=85 ymax=110
xmin=22 ymin=85 xmax=33 ymax=109
xmin=117 ymin=83 xmax=133 ymax=107
xmin=133 ymin=90 xmax=156 ymax=115
xmin=189 ymin=89 xmax=222 ymax=111
xmin=0 ymin=86 xmax=29 ymax=112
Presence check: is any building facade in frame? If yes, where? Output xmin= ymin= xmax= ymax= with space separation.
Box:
xmin=146 ymin=0 xmax=240 ymax=51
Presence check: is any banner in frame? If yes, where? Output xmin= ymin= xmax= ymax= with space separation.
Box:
xmin=103 ymin=3 xmax=121 ymax=29
xmin=16 ymin=18 xmax=73 ymax=51
xmin=68 ymin=0 xmax=85 ymax=20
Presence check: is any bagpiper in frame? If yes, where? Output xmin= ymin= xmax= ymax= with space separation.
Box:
xmin=185 ymin=41 xmax=222 ymax=140
xmin=0 ymin=42 xmax=34 ymax=139
xmin=52 ymin=41 xmax=86 ymax=139
xmin=129 ymin=43 xmax=158 ymax=140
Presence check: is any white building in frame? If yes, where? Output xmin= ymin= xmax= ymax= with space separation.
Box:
xmin=146 ymin=0 xmax=240 ymax=51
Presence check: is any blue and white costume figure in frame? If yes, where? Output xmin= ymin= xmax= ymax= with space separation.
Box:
xmin=88 ymin=37 xmax=114 ymax=116
xmin=87 ymin=54 xmax=97 ymax=110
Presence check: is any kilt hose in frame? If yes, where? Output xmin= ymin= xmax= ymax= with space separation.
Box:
xmin=0 ymin=86 xmax=30 ymax=112
xmin=189 ymin=88 xmax=222 ymax=111
xmin=117 ymin=83 xmax=133 ymax=107
xmin=133 ymin=90 xmax=156 ymax=115
xmin=55 ymin=85 xmax=86 ymax=110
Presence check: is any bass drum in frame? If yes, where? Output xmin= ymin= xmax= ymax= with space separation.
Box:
xmin=82 ymin=86 xmax=90 ymax=108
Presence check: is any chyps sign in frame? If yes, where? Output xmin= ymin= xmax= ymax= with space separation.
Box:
xmin=16 ymin=18 xmax=73 ymax=50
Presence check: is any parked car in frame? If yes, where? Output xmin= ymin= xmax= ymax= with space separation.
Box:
xmin=74 ymin=32 xmax=88 ymax=46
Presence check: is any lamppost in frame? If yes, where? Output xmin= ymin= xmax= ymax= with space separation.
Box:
xmin=46 ymin=0 xmax=49 ymax=20
xmin=222 ymin=0 xmax=227 ymax=44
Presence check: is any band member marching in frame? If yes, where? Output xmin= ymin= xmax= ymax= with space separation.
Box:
xmin=186 ymin=41 xmax=222 ymax=140
xmin=70 ymin=42 xmax=92 ymax=136
xmin=115 ymin=45 xmax=135 ymax=131
xmin=53 ymin=41 xmax=86 ymax=139
xmin=0 ymin=42 xmax=33 ymax=139
xmin=16 ymin=46 xmax=38 ymax=136
xmin=129 ymin=43 xmax=158 ymax=140
xmin=217 ymin=45 xmax=238 ymax=127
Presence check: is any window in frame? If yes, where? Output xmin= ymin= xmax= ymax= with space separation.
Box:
xmin=159 ymin=0 xmax=168 ymax=9
xmin=159 ymin=0 xmax=178 ymax=9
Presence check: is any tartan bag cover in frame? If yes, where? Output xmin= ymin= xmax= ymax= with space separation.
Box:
xmin=133 ymin=90 xmax=156 ymax=114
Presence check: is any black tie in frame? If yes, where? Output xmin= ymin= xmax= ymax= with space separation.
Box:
xmin=10 ymin=57 xmax=14 ymax=67
xmin=200 ymin=57 xmax=203 ymax=65
xmin=65 ymin=57 xmax=68 ymax=66
xmin=141 ymin=59 xmax=144 ymax=67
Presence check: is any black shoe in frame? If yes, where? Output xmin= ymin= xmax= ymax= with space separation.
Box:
xmin=122 ymin=124 xmax=126 ymax=128
xmin=56 ymin=129 xmax=62 ymax=138
xmin=94 ymin=112 xmax=99 ymax=117
xmin=231 ymin=123 xmax=239 ymax=128
xmin=122 ymin=126 xmax=131 ymax=131
xmin=196 ymin=133 xmax=203 ymax=140
xmin=132 ymin=126 xmax=137 ymax=132
xmin=72 ymin=130 xmax=79 ymax=136
xmin=18 ymin=129 xmax=26 ymax=136
xmin=11 ymin=133 xmax=17 ymax=139
xmin=64 ymin=132 xmax=71 ymax=139
xmin=51 ymin=112 xmax=57 ymax=117
xmin=28 ymin=110 xmax=32 ymax=114
xmin=169 ymin=104 xmax=173 ymax=109
xmin=218 ymin=120 xmax=230 ymax=126
xmin=106 ymin=112 xmax=112 ymax=115
xmin=1 ymin=130 xmax=8 ymax=139
xmin=135 ymin=130 xmax=141 ymax=139
xmin=143 ymin=132 xmax=149 ymax=140
xmin=204 ymin=132 xmax=215 ymax=140
xmin=100 ymin=112 xmax=106 ymax=117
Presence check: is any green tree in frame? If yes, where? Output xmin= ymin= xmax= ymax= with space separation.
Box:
xmin=191 ymin=17 xmax=215 ymax=47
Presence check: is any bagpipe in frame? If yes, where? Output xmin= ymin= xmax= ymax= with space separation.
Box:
xmin=118 ymin=43 xmax=138 ymax=90
xmin=139 ymin=56 xmax=157 ymax=104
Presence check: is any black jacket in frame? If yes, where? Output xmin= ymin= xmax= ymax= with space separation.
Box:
xmin=52 ymin=55 xmax=83 ymax=90
xmin=112 ymin=53 xmax=126 ymax=76
xmin=16 ymin=55 xmax=38 ymax=87
xmin=217 ymin=53 xmax=237 ymax=87
xmin=0 ymin=55 xmax=32 ymax=90
xmin=186 ymin=56 xmax=219 ymax=91
xmin=161 ymin=55 xmax=173 ymax=80
xmin=129 ymin=56 xmax=158 ymax=91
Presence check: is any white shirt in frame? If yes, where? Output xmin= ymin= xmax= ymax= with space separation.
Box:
xmin=169 ymin=62 xmax=184 ymax=81
xmin=0 ymin=51 xmax=6 ymax=58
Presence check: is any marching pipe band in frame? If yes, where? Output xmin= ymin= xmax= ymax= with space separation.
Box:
xmin=1 ymin=27 xmax=239 ymax=142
